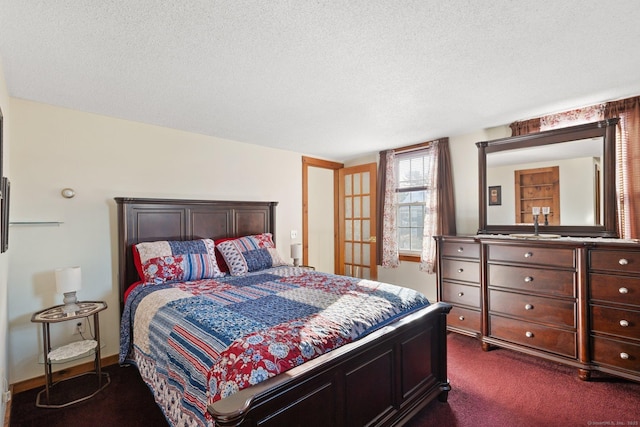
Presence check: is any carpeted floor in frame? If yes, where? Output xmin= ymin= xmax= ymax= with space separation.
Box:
xmin=10 ymin=333 xmax=640 ymax=426
xmin=10 ymin=363 xmax=168 ymax=427
xmin=405 ymin=334 xmax=640 ymax=426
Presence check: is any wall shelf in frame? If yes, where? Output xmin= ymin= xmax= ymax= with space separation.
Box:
xmin=9 ymin=221 xmax=64 ymax=226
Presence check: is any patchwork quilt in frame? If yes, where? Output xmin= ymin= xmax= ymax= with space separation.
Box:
xmin=119 ymin=266 xmax=430 ymax=427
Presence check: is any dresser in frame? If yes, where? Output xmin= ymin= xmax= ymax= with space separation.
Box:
xmin=589 ymin=246 xmax=640 ymax=381
xmin=435 ymin=236 xmax=481 ymax=337
xmin=436 ymin=235 xmax=640 ymax=382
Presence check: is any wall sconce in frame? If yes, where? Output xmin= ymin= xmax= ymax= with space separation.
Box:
xmin=61 ymin=188 xmax=75 ymax=198
xmin=290 ymin=243 xmax=302 ymax=267
xmin=55 ymin=266 xmax=82 ymax=314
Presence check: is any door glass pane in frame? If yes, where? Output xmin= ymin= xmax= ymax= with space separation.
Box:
xmin=345 ymin=196 xmax=352 ymax=218
xmin=354 ymin=173 xmax=361 ymax=194
xmin=362 ymin=172 xmax=370 ymax=193
xmin=345 ymin=219 xmax=353 ymax=240
xmin=354 ymin=196 xmax=361 ymax=218
xmin=363 ymin=220 xmax=370 ymax=241
xmin=362 ymin=267 xmax=370 ymax=280
xmin=345 ymin=175 xmax=352 ymax=196
xmin=345 ymin=242 xmax=352 ymax=263
xmin=354 ymin=243 xmax=361 ymax=264
xmin=363 ymin=244 xmax=370 ymax=265
xmin=354 ymin=220 xmax=361 ymax=241
xmin=345 ymin=264 xmax=352 ymax=276
xmin=362 ymin=195 xmax=370 ymax=217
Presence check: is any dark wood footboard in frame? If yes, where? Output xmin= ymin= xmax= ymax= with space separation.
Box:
xmin=209 ymin=301 xmax=451 ymax=427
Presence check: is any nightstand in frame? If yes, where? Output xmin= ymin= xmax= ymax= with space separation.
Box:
xmin=31 ymin=301 xmax=110 ymax=408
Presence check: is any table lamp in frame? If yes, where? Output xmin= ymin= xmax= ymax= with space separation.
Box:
xmin=290 ymin=243 xmax=302 ymax=267
xmin=55 ymin=266 xmax=82 ymax=314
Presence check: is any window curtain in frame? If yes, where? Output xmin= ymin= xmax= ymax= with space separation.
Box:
xmin=606 ymin=97 xmax=640 ymax=239
xmin=540 ymin=104 xmax=605 ymax=131
xmin=436 ymin=139 xmax=457 ymax=241
xmin=377 ymin=150 xmax=400 ymax=268
xmin=420 ymin=138 xmax=456 ymax=273
xmin=376 ymin=138 xmax=456 ymax=273
xmin=510 ymin=118 xmax=541 ymax=136
xmin=509 ymin=104 xmax=605 ymax=136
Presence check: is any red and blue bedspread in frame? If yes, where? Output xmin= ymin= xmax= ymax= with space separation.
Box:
xmin=119 ymin=266 xmax=430 ymax=427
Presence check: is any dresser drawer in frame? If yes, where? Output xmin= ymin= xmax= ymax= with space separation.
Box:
xmin=447 ymin=306 xmax=481 ymax=333
xmin=589 ymin=273 xmax=640 ymax=306
xmin=441 ymin=259 xmax=479 ymax=284
xmin=488 ymin=264 xmax=575 ymax=297
xmin=442 ymin=282 xmax=480 ymax=308
xmin=489 ymin=289 xmax=576 ymax=328
xmin=590 ymin=305 xmax=640 ymax=340
xmin=441 ymin=240 xmax=479 ymax=259
xmin=488 ymin=244 xmax=575 ymax=268
xmin=489 ymin=315 xmax=576 ymax=358
xmin=590 ymin=250 xmax=640 ymax=274
xmin=591 ymin=336 xmax=640 ymax=372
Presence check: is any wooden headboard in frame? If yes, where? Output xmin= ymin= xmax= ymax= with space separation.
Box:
xmin=115 ymin=197 xmax=278 ymax=309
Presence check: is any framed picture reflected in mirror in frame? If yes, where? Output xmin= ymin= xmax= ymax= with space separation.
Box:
xmin=488 ymin=185 xmax=502 ymax=206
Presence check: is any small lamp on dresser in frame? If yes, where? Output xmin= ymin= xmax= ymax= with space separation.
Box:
xmin=291 ymin=243 xmax=302 ymax=267
xmin=55 ymin=266 xmax=82 ymax=314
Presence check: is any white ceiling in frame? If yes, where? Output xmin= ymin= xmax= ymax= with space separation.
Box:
xmin=1 ymin=1 xmax=640 ymax=162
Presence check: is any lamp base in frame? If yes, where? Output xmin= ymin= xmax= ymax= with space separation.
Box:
xmin=62 ymin=291 xmax=79 ymax=314
xmin=293 ymin=259 xmax=300 ymax=267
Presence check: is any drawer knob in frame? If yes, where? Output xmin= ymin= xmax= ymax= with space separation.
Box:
xmin=524 ymin=276 xmax=533 ymax=283
xmin=620 ymin=320 xmax=630 ymax=327
xmin=524 ymin=252 xmax=533 ymax=258
xmin=459 ymin=316 xmax=465 ymax=321
xmin=619 ymin=258 xmax=629 ymax=266
xmin=620 ymin=352 xmax=630 ymax=360
xmin=525 ymin=304 xmax=534 ymax=310
xmin=525 ymin=331 xmax=534 ymax=338
xmin=458 ymin=268 xmax=464 ymax=273
xmin=458 ymin=292 xmax=464 ymax=297
xmin=457 ymin=247 xmax=464 ymax=253
xmin=619 ymin=287 xmax=629 ymax=294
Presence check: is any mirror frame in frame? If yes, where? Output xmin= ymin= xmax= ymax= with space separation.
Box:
xmin=477 ymin=119 xmax=619 ymax=237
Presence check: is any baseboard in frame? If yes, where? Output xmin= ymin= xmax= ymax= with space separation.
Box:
xmin=12 ymin=354 xmax=119 ymax=394
xmin=3 ymin=384 xmax=12 ymax=427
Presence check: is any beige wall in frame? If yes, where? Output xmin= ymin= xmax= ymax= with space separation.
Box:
xmin=7 ymin=99 xmax=305 ymax=383
xmin=0 ymin=55 xmax=11 ymax=422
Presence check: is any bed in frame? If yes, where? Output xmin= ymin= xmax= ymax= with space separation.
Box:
xmin=116 ymin=197 xmax=451 ymax=427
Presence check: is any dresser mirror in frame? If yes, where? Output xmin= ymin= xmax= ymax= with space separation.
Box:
xmin=477 ymin=119 xmax=619 ymax=237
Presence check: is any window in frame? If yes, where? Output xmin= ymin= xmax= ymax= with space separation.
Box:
xmin=395 ymin=150 xmax=431 ymax=254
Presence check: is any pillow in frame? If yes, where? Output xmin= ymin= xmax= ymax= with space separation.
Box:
xmin=134 ymin=238 xmax=225 ymax=284
xmin=213 ymin=237 xmax=235 ymax=274
xmin=216 ymin=233 xmax=287 ymax=276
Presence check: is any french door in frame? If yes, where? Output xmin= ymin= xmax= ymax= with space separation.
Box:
xmin=338 ymin=163 xmax=377 ymax=280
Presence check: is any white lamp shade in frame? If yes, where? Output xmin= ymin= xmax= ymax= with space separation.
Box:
xmin=55 ymin=267 xmax=82 ymax=294
xmin=290 ymin=243 xmax=302 ymax=259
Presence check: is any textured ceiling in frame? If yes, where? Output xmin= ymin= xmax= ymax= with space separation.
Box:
xmin=1 ymin=1 xmax=640 ymax=161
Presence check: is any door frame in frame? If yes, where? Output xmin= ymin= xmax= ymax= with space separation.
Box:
xmin=302 ymin=156 xmax=343 ymax=270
